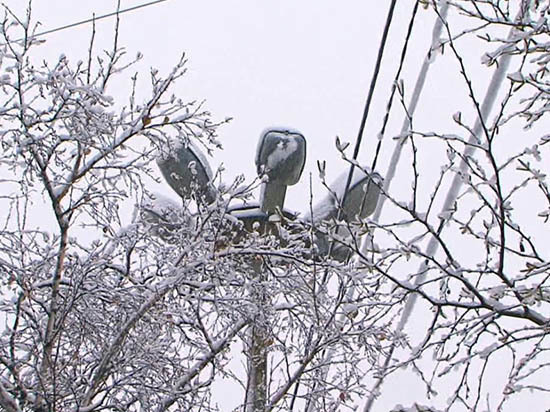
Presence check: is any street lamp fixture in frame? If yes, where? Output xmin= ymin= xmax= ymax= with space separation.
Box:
xmin=156 ymin=139 xmax=217 ymax=204
xmin=154 ymin=128 xmax=382 ymax=412
xmin=311 ymin=167 xmax=382 ymax=223
xmin=255 ymin=129 xmax=306 ymax=214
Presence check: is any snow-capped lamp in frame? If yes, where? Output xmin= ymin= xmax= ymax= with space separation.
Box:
xmin=156 ymin=139 xmax=217 ymax=204
xmin=311 ymin=167 xmax=383 ymax=223
xmin=305 ymin=167 xmax=383 ymax=262
xmin=255 ymin=129 xmax=307 ymax=214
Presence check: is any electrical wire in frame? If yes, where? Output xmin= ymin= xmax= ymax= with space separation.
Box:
xmin=370 ymin=0 xmax=421 ymax=173
xmin=361 ymin=1 xmax=532 ymax=411
xmin=322 ymin=0 xmax=400 ymax=281
xmin=4 ymin=0 xmax=171 ymax=43
xmin=302 ymin=2 xmax=403 ymax=410
xmin=302 ymin=1 xmax=423 ymax=410
xmin=360 ymin=2 xmax=450 ymax=410
xmin=337 ymin=0 xmax=398 ymax=218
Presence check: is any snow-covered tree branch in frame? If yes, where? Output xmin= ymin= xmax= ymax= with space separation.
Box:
xmin=1 ymin=1 xmax=550 ymax=412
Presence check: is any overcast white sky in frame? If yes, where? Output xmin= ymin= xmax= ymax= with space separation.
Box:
xmin=3 ymin=0 xmax=453 ymax=212
xmin=2 ymin=1 xmax=546 ymax=411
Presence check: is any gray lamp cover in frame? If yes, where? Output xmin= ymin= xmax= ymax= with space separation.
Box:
xmin=310 ymin=167 xmax=383 ymax=223
xmin=156 ymin=138 xmax=216 ymax=204
xmin=255 ymin=129 xmax=306 ymax=214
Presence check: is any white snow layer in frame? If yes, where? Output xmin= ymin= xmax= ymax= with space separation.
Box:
xmin=266 ymin=138 xmax=299 ymax=170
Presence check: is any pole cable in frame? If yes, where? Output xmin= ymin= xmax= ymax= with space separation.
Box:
xmin=322 ymin=0 xmax=400 ymax=285
xmin=310 ymin=0 xmax=426 ymax=409
xmin=303 ymin=1 xmax=416 ymax=411
xmin=361 ymin=1 xmax=531 ymax=411
xmin=359 ymin=3 xmax=450 ymax=410
xmin=338 ymin=0 xmax=398 ymax=215
xmin=369 ymin=0 xmax=420 ymax=173
xmin=2 ymin=0 xmax=171 ymax=44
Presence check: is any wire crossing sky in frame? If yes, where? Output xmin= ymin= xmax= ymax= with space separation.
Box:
xmin=3 ymin=0 xmax=171 ymax=43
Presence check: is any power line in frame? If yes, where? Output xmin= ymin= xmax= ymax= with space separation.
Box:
xmin=362 ymin=1 xmax=532 ymax=411
xmin=321 ymin=0 xmax=400 ymax=283
xmin=6 ymin=0 xmax=171 ymax=43
xmin=370 ymin=0 xmax=421 ymax=173
xmin=361 ymin=2 xmax=450 ymax=411
xmin=338 ymin=0 xmax=398 ymax=219
xmin=306 ymin=1 xmax=400 ymax=410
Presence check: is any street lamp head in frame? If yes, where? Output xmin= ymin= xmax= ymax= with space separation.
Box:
xmin=156 ymin=139 xmax=216 ymax=204
xmin=311 ymin=167 xmax=383 ymax=223
xmin=255 ymin=128 xmax=307 ymax=213
xmin=255 ymin=129 xmax=306 ymax=185
xmin=301 ymin=168 xmax=382 ymax=262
